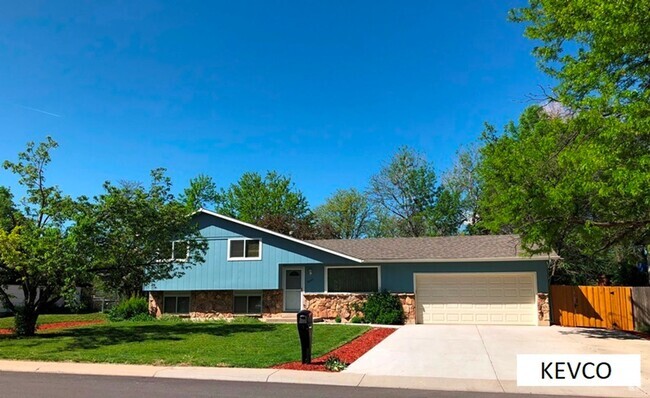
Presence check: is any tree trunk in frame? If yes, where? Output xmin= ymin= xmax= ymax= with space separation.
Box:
xmin=14 ymin=304 xmax=39 ymax=336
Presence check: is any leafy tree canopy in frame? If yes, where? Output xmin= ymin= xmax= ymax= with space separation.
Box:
xmin=179 ymin=174 xmax=218 ymax=212
xmin=75 ymin=168 xmax=208 ymax=296
xmin=315 ymin=189 xmax=371 ymax=239
xmin=0 ymin=138 xmax=88 ymax=335
xmin=368 ymin=146 xmax=464 ymax=237
xmin=215 ymin=171 xmax=318 ymax=239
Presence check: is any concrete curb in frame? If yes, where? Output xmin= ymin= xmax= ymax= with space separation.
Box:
xmin=0 ymin=360 xmax=647 ymax=397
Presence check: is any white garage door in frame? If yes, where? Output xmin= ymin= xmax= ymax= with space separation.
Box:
xmin=415 ymin=272 xmax=537 ymax=326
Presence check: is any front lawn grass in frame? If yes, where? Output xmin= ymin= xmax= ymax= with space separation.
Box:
xmin=0 ymin=320 xmax=369 ymax=368
xmin=0 ymin=313 xmax=108 ymax=329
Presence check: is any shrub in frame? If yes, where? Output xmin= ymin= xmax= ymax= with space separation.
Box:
xmin=324 ymin=355 xmax=347 ymax=372
xmin=334 ymin=315 xmax=341 ymax=323
xmin=127 ymin=313 xmax=156 ymax=322
xmin=362 ymin=291 xmax=404 ymax=325
xmin=349 ymin=315 xmax=364 ymax=324
xmin=108 ymin=296 xmax=149 ymax=321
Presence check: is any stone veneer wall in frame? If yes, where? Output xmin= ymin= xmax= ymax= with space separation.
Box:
xmin=537 ymin=292 xmax=550 ymax=326
xmin=303 ymin=293 xmax=416 ymax=324
xmin=262 ymin=290 xmax=284 ymax=318
xmin=149 ymin=290 xmax=285 ymax=319
xmin=190 ymin=290 xmax=234 ymax=319
xmin=148 ymin=291 xmax=164 ymax=317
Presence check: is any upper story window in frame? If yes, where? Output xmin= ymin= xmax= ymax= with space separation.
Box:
xmin=228 ymin=238 xmax=262 ymax=261
xmin=160 ymin=241 xmax=189 ymax=262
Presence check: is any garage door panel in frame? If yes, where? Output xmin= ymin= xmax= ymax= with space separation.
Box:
xmin=416 ymin=273 xmax=537 ymax=326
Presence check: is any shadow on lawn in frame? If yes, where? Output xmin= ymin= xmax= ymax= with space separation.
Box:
xmin=1 ymin=322 xmax=279 ymax=351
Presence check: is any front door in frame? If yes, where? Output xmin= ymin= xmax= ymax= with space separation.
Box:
xmin=283 ymin=268 xmax=303 ymax=312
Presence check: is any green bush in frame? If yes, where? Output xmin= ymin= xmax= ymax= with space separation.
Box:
xmin=349 ymin=315 xmax=364 ymax=323
xmin=108 ymin=296 xmax=150 ymax=321
xmin=334 ymin=315 xmax=341 ymax=323
xmin=324 ymin=355 xmax=347 ymax=372
xmin=127 ymin=313 xmax=156 ymax=322
xmin=362 ymin=291 xmax=404 ymax=325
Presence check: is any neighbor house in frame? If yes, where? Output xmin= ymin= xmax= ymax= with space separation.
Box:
xmin=145 ymin=209 xmax=557 ymax=326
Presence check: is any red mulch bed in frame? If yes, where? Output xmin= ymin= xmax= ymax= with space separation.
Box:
xmin=0 ymin=320 xmax=105 ymax=335
xmin=273 ymin=327 xmax=396 ymax=372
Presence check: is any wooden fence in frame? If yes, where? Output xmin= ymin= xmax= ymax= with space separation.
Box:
xmin=632 ymin=287 xmax=650 ymax=328
xmin=550 ymin=285 xmax=635 ymax=331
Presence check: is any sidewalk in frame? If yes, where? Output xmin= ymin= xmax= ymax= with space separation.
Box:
xmin=0 ymin=360 xmax=646 ymax=397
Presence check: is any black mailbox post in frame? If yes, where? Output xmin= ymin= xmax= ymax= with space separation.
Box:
xmin=297 ymin=309 xmax=313 ymax=364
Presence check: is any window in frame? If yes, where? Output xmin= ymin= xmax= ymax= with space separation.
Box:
xmin=234 ymin=292 xmax=262 ymax=314
xmin=326 ymin=267 xmax=379 ymax=293
xmin=160 ymin=241 xmax=189 ymax=262
xmin=228 ymin=239 xmax=261 ymax=260
xmin=163 ymin=295 xmax=190 ymax=314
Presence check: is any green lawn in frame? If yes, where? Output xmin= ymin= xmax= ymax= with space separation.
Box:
xmin=0 ymin=320 xmax=369 ymax=368
xmin=0 ymin=313 xmax=108 ymax=329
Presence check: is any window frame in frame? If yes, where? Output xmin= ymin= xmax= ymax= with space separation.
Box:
xmin=171 ymin=240 xmax=190 ymax=262
xmin=324 ymin=266 xmax=381 ymax=293
xmin=233 ymin=290 xmax=263 ymax=314
xmin=158 ymin=240 xmax=190 ymax=263
xmin=227 ymin=238 xmax=262 ymax=261
xmin=162 ymin=292 xmax=191 ymax=314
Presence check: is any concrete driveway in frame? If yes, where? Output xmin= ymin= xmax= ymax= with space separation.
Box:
xmin=345 ymin=325 xmax=650 ymax=397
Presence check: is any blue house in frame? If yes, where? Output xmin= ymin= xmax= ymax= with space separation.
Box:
xmin=145 ymin=209 xmax=556 ymax=325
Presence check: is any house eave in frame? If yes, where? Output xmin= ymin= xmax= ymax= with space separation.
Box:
xmin=195 ymin=208 xmax=364 ymax=263
xmin=368 ymin=255 xmax=559 ymax=264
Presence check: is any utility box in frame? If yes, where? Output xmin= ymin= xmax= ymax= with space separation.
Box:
xmin=297 ymin=309 xmax=313 ymax=364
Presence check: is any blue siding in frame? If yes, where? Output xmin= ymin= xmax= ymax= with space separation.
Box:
xmin=146 ymin=214 xmax=355 ymax=291
xmin=380 ymin=261 xmax=549 ymax=293
xmin=305 ymin=261 xmax=549 ymax=293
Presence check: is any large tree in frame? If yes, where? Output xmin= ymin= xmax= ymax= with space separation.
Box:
xmin=215 ymin=171 xmax=318 ymax=239
xmin=315 ymin=189 xmax=371 ymax=239
xmin=179 ymin=174 xmax=218 ymax=212
xmin=443 ymin=144 xmax=485 ymax=234
xmin=479 ymin=105 xmax=649 ymax=284
xmin=368 ymin=146 xmax=463 ymax=237
xmin=487 ymin=0 xmax=650 ymax=270
xmin=76 ymin=169 xmax=208 ymax=296
xmin=0 ymin=138 xmax=89 ymax=335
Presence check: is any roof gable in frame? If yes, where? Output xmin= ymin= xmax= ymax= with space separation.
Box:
xmin=195 ymin=209 xmax=363 ymax=263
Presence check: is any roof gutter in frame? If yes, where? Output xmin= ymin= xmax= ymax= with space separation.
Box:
xmin=368 ymin=255 xmax=560 ymax=264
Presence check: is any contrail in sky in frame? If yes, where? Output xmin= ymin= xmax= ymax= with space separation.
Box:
xmin=13 ymin=103 xmax=62 ymax=118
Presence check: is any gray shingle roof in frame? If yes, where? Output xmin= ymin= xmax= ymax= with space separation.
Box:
xmin=307 ymin=234 xmax=554 ymax=262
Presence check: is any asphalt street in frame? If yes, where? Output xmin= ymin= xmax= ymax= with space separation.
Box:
xmin=0 ymin=371 xmax=601 ymax=398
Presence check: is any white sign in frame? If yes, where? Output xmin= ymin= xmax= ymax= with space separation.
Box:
xmin=517 ymin=354 xmax=640 ymax=387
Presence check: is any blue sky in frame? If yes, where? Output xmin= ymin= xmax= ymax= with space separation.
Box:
xmin=0 ymin=1 xmax=551 ymax=207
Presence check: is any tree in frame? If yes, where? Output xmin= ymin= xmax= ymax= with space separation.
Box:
xmin=179 ymin=174 xmax=218 ymax=212
xmin=490 ymin=0 xmax=650 ymax=277
xmin=215 ymin=171 xmax=317 ymax=238
xmin=510 ymin=0 xmax=650 ymax=110
xmin=0 ymin=138 xmax=88 ymax=335
xmin=75 ymin=169 xmax=208 ymax=296
xmin=443 ymin=143 xmax=485 ymax=234
xmin=368 ymin=146 xmax=463 ymax=237
xmin=478 ymin=106 xmax=649 ymax=283
xmin=314 ymin=189 xmax=371 ymax=239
